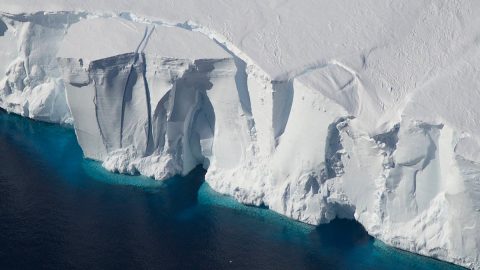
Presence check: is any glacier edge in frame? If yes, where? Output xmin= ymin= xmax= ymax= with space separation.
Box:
xmin=0 ymin=9 xmax=479 ymax=269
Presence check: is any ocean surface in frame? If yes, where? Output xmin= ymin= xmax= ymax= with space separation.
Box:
xmin=0 ymin=110 xmax=464 ymax=270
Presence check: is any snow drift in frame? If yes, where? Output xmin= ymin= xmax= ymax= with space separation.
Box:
xmin=1 ymin=1 xmax=479 ymax=268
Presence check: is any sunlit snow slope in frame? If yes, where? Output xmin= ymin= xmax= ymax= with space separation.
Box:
xmin=1 ymin=1 xmax=479 ymax=268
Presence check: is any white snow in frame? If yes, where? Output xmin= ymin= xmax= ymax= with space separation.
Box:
xmin=1 ymin=1 xmax=480 ymax=269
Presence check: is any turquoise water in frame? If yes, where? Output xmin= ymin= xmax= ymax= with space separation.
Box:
xmin=0 ymin=110 xmax=464 ymax=270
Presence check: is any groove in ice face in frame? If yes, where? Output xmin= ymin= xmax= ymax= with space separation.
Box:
xmin=324 ymin=118 xmax=348 ymax=180
xmin=0 ymin=19 xmax=7 ymax=36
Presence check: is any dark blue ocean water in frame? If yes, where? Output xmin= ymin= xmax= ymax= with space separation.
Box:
xmin=0 ymin=110 xmax=464 ymax=270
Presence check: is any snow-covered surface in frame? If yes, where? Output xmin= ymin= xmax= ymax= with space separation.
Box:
xmin=1 ymin=1 xmax=480 ymax=268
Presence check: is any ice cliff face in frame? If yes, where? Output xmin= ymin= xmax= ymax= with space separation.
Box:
xmin=1 ymin=2 xmax=480 ymax=269
xmin=58 ymin=17 xmax=242 ymax=181
xmin=0 ymin=12 xmax=75 ymax=123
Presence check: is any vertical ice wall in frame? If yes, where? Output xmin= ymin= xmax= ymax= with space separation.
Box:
xmin=0 ymin=12 xmax=478 ymax=269
xmin=58 ymin=18 xmax=254 ymax=181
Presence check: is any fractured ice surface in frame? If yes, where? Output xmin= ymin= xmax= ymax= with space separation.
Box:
xmin=1 ymin=2 xmax=480 ymax=269
xmin=0 ymin=12 xmax=82 ymax=123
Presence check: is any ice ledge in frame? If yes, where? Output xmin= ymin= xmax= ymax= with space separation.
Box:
xmin=0 ymin=10 xmax=479 ymax=269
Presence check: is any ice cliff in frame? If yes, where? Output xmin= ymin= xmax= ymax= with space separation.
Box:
xmin=1 ymin=1 xmax=479 ymax=269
